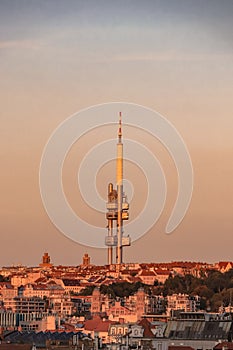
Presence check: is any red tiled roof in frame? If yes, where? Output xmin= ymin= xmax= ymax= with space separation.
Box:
xmin=62 ymin=279 xmax=80 ymax=286
xmin=32 ymin=283 xmax=49 ymax=290
xmin=140 ymin=270 xmax=156 ymax=277
xmin=169 ymin=347 xmax=195 ymax=350
xmin=121 ymin=270 xmax=131 ymax=275
xmin=128 ymin=277 xmax=142 ymax=283
xmin=84 ymin=316 xmax=115 ymax=332
xmin=218 ymin=262 xmax=233 ymax=268
xmin=0 ymin=345 xmax=32 ymax=350
xmin=34 ymin=277 xmax=48 ymax=283
xmin=155 ymin=269 xmax=170 ymax=275
xmin=214 ymin=342 xmax=233 ymax=350
xmin=169 ymin=262 xmax=197 ymax=268
xmin=137 ymin=318 xmax=154 ymax=338
xmin=0 ymin=283 xmax=13 ymax=289
xmin=46 ymin=280 xmax=57 ymax=285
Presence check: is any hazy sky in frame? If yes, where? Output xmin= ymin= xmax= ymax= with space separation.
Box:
xmin=0 ymin=0 xmax=233 ymax=266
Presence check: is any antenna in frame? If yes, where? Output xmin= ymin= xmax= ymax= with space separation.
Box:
xmin=118 ymin=112 xmax=122 ymax=140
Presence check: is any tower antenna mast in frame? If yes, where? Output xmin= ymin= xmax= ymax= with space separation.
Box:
xmin=105 ymin=113 xmax=130 ymax=266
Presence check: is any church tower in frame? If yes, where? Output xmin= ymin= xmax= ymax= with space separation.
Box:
xmin=136 ymin=288 xmax=145 ymax=320
xmin=91 ymin=288 xmax=101 ymax=315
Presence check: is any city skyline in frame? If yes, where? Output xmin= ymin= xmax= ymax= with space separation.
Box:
xmin=2 ymin=251 xmax=233 ymax=268
xmin=0 ymin=1 xmax=233 ymax=266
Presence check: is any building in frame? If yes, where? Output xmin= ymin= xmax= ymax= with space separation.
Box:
xmin=136 ymin=288 xmax=146 ymax=319
xmin=0 ymin=283 xmax=18 ymax=299
xmin=59 ymin=279 xmax=82 ymax=294
xmin=39 ymin=252 xmax=53 ymax=269
xmin=22 ymin=284 xmax=50 ymax=298
xmin=19 ymin=314 xmax=56 ymax=332
xmin=84 ymin=316 xmax=115 ymax=344
xmin=82 ymin=253 xmax=91 ymax=266
xmin=91 ymin=288 xmax=101 ymax=315
xmin=49 ymin=296 xmax=73 ymax=317
xmin=3 ymin=297 xmax=46 ymax=313
xmin=145 ymin=295 xmax=166 ymax=315
xmin=139 ymin=270 xmax=157 ymax=285
xmin=216 ymin=262 xmax=233 ymax=273
xmin=0 ymin=310 xmax=17 ymax=328
xmin=116 ymin=318 xmax=168 ymax=350
xmin=166 ymin=294 xmax=200 ymax=316
xmin=0 ymin=345 xmax=33 ymax=350
xmin=71 ymin=295 xmax=92 ymax=316
xmin=0 ymin=310 xmax=56 ymax=331
xmin=107 ymin=300 xmax=136 ymax=323
xmin=155 ymin=269 xmax=171 ymax=284
xmin=165 ymin=312 xmax=233 ymax=350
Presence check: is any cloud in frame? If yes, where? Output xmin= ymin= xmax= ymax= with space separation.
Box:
xmin=0 ymin=39 xmax=42 ymax=50
xmin=113 ymin=51 xmax=233 ymax=63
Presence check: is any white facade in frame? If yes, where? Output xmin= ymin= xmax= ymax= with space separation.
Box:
xmin=166 ymin=294 xmax=200 ymax=315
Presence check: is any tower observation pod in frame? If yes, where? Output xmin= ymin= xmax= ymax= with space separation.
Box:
xmin=105 ymin=112 xmax=131 ymax=266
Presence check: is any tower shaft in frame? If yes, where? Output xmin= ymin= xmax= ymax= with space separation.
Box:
xmin=108 ymin=219 xmax=113 ymax=265
xmin=105 ymin=112 xmax=130 ymax=266
xmin=116 ymin=113 xmax=123 ymax=265
xmin=107 ymin=183 xmax=113 ymax=265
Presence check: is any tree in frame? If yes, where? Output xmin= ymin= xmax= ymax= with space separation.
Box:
xmin=100 ymin=281 xmax=145 ymax=298
xmin=163 ymin=275 xmax=186 ymax=296
xmin=192 ymin=285 xmax=213 ymax=300
xmin=78 ymin=286 xmax=95 ymax=296
xmin=210 ymin=292 xmax=223 ymax=312
xmin=206 ymin=271 xmax=227 ymax=293
xmin=0 ymin=275 xmax=9 ymax=282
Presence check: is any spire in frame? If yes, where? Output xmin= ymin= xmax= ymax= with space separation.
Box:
xmin=118 ymin=111 xmax=122 ymax=141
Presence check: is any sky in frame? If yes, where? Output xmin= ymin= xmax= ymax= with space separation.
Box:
xmin=0 ymin=0 xmax=233 ymax=266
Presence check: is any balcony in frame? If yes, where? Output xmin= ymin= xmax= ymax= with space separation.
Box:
xmin=122 ymin=202 xmax=129 ymax=210
xmin=106 ymin=212 xmax=129 ymax=220
xmin=105 ymin=236 xmax=117 ymax=246
xmin=122 ymin=236 xmax=131 ymax=246
xmin=106 ymin=212 xmax=118 ymax=220
xmin=122 ymin=212 xmax=129 ymax=220
xmin=106 ymin=202 xmax=118 ymax=210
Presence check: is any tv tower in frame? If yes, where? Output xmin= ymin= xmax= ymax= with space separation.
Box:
xmin=105 ymin=113 xmax=131 ymax=266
